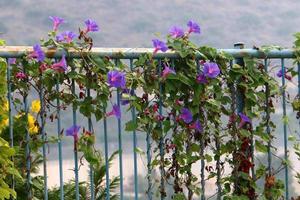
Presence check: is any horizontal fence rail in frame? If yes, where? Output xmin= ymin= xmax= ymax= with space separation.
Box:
xmin=0 ymin=46 xmax=298 ymax=58
xmin=2 ymin=45 xmax=300 ymax=200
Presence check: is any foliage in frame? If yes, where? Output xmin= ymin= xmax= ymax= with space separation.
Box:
xmin=0 ymin=56 xmax=22 ymax=200
xmin=35 ymin=153 xmax=119 ymax=200
xmin=3 ymin=17 xmax=300 ymax=200
xmin=291 ymin=33 xmax=300 ymax=200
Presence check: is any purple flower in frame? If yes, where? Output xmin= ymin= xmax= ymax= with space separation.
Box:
xmin=179 ymin=108 xmax=193 ymax=124
xmin=203 ymin=62 xmax=220 ymax=78
xmin=189 ymin=119 xmax=203 ymax=132
xmin=238 ymin=113 xmax=252 ymax=128
xmin=49 ymin=16 xmax=65 ymax=31
xmin=85 ymin=19 xmax=99 ymax=33
xmin=29 ymin=44 xmax=45 ymax=62
xmin=162 ymin=65 xmax=176 ymax=78
xmin=107 ymin=104 xmax=121 ymax=119
xmin=187 ymin=20 xmax=201 ymax=34
xmin=276 ymin=69 xmax=285 ymax=77
xmin=66 ymin=125 xmax=81 ymax=140
xmin=56 ymin=31 xmax=77 ymax=43
xmin=196 ymin=73 xmax=208 ymax=84
xmin=8 ymin=58 xmax=16 ymax=65
xmin=152 ymin=39 xmax=168 ymax=53
xmin=15 ymin=72 xmax=26 ymax=80
xmin=51 ymin=55 xmax=67 ymax=73
xmin=169 ymin=26 xmax=184 ymax=38
xmin=107 ymin=70 xmax=126 ymax=88
xmin=276 ymin=69 xmax=292 ymax=80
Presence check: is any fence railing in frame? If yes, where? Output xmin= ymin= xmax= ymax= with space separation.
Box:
xmin=1 ymin=45 xmax=299 ymax=200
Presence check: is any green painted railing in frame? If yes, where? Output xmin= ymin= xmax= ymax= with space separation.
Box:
xmin=2 ymin=45 xmax=299 ymax=200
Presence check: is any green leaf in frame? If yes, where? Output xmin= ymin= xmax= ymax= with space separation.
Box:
xmin=282 ymin=116 xmax=289 ymax=125
xmin=94 ymin=108 xmax=103 ymax=121
xmin=173 ymin=193 xmax=186 ymax=200
xmin=255 ymin=140 xmax=268 ymax=153
xmin=163 ymin=120 xmax=171 ymax=133
xmin=79 ymin=97 xmax=94 ymax=117
xmin=292 ymin=98 xmax=300 ymax=111
xmin=239 ymin=129 xmax=251 ymax=137
xmin=288 ymin=135 xmax=296 ymax=142
xmin=204 ymin=154 xmax=213 ymax=162
xmin=177 ymin=73 xmax=193 ymax=86
xmin=125 ymin=120 xmax=138 ymax=131
xmin=135 ymin=147 xmax=145 ymax=155
xmin=255 ymin=165 xmax=266 ymax=179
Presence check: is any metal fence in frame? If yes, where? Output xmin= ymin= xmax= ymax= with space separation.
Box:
xmin=1 ymin=44 xmax=299 ymax=200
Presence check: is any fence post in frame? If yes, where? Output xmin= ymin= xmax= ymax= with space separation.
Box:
xmin=234 ymin=43 xmax=245 ymax=112
xmin=234 ymin=43 xmax=255 ymax=198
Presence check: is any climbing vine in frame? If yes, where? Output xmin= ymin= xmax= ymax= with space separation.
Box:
xmin=2 ymin=16 xmax=299 ymax=200
xmin=0 ymin=51 xmax=22 ymax=200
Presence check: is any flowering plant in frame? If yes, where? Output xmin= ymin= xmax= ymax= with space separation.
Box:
xmin=0 ymin=56 xmax=22 ymax=200
xmin=2 ymin=16 xmax=295 ymax=200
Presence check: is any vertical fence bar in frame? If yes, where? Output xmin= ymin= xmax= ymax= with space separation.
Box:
xmin=146 ymin=130 xmax=152 ymax=200
xmin=200 ymin=134 xmax=205 ymax=200
xmin=215 ymin=133 xmax=221 ymax=200
xmin=6 ymin=59 xmax=14 ymax=193
xmin=71 ymin=65 xmax=80 ymax=200
xmin=103 ymin=108 xmax=110 ymax=200
xmin=196 ymin=59 xmax=206 ymax=200
xmin=130 ymin=59 xmax=139 ymax=200
xmin=234 ymin=43 xmax=255 ymax=197
xmin=117 ymin=90 xmax=124 ymax=200
xmin=87 ymin=88 xmax=95 ymax=200
xmin=234 ymin=43 xmax=245 ymax=114
xmin=39 ymin=75 xmax=48 ymax=200
xmin=145 ymin=40 xmax=153 ymax=194
xmin=280 ymin=58 xmax=289 ymax=200
xmin=234 ymin=43 xmax=253 ymax=195
xmin=214 ymin=58 xmax=221 ymax=200
xmin=115 ymin=59 xmax=124 ymax=200
xmin=229 ymin=59 xmax=239 ymax=192
xmin=23 ymin=65 xmax=32 ymax=199
xmin=56 ymin=78 xmax=64 ymax=200
xmin=146 ymin=122 xmax=152 ymax=199
xmin=250 ymin=127 xmax=255 ymax=180
xmin=158 ymin=59 xmax=165 ymax=200
xmin=264 ymin=59 xmax=272 ymax=175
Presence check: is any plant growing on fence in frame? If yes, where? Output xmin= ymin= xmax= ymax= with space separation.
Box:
xmin=39 ymin=152 xmax=120 ymax=200
xmin=0 ymin=55 xmax=22 ymax=200
xmin=125 ymin=23 xmax=284 ymax=199
xmin=3 ymin=16 xmax=299 ymax=200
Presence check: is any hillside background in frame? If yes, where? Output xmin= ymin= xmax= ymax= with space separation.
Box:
xmin=1 ymin=0 xmax=300 ymax=198
xmin=1 ymin=0 xmax=300 ymax=48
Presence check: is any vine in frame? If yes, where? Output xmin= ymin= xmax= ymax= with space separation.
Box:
xmin=1 ymin=16 xmax=298 ymax=200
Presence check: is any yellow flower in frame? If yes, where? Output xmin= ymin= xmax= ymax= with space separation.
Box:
xmin=28 ymin=114 xmax=39 ymax=134
xmin=4 ymin=118 xmax=8 ymax=126
xmin=15 ymin=113 xmax=39 ymax=135
xmin=0 ymin=118 xmax=8 ymax=129
xmin=31 ymin=100 xmax=41 ymax=113
xmin=28 ymin=114 xmax=35 ymax=125
xmin=29 ymin=125 xmax=39 ymax=134
xmin=4 ymin=100 xmax=9 ymax=112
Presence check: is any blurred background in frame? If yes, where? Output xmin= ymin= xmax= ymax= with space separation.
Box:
xmin=0 ymin=0 xmax=300 ymax=48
